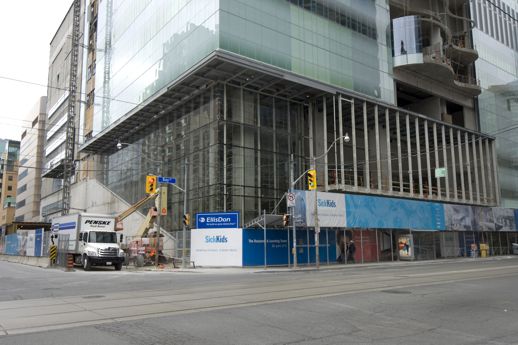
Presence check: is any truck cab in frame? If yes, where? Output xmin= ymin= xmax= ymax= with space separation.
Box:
xmin=79 ymin=230 xmax=125 ymax=271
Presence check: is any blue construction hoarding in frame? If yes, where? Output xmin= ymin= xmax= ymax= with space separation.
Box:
xmin=241 ymin=229 xmax=337 ymax=266
xmin=291 ymin=190 xmax=518 ymax=232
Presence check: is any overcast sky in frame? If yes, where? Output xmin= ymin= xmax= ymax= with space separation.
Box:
xmin=0 ymin=0 xmax=72 ymax=142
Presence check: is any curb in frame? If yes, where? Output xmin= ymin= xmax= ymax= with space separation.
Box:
xmin=0 ymin=254 xmax=50 ymax=268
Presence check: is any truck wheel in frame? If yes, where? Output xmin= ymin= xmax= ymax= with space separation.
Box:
xmin=83 ymin=255 xmax=91 ymax=271
xmin=136 ymin=255 xmax=145 ymax=267
xmin=114 ymin=262 xmax=123 ymax=271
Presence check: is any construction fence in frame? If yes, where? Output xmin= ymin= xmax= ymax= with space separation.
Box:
xmin=0 ymin=230 xmax=50 ymax=257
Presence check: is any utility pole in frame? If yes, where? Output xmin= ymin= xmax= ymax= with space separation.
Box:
xmin=155 ymin=159 xmax=164 ymax=268
xmin=154 ymin=184 xmax=162 ymax=268
xmin=311 ymin=135 xmax=350 ymax=268
xmin=290 ymin=153 xmax=297 ymax=268
xmin=313 ymin=156 xmax=321 ymax=269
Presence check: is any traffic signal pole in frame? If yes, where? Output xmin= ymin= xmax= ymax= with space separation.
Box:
xmin=313 ymin=157 xmax=320 ymax=269
xmin=182 ymin=157 xmax=188 ymax=269
xmin=155 ymin=162 xmax=164 ymax=268
xmin=289 ymin=154 xmax=297 ymax=268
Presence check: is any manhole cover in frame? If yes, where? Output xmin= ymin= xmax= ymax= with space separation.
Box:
xmin=82 ymin=295 xmax=105 ymax=299
xmin=381 ymin=290 xmax=411 ymax=294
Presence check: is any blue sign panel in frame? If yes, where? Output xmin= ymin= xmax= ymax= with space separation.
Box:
xmin=196 ymin=212 xmax=240 ymax=229
xmin=158 ymin=176 xmax=176 ymax=184
xmin=242 ymin=229 xmax=289 ymax=266
xmin=346 ymin=194 xmax=445 ymax=230
xmin=241 ymin=229 xmax=337 ymax=266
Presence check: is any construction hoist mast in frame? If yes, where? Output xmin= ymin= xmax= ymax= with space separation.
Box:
xmin=62 ymin=0 xmax=81 ymax=215
xmin=101 ymin=0 xmax=113 ymax=129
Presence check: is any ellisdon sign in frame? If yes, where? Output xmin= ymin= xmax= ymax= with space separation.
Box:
xmin=196 ymin=212 xmax=240 ymax=229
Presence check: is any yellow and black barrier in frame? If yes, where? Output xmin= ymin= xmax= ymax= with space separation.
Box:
xmin=49 ymin=245 xmax=57 ymax=264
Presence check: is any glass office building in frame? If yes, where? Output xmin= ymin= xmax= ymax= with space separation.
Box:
xmin=470 ymin=0 xmax=518 ymax=208
xmin=83 ymin=0 xmax=397 ymax=228
xmin=81 ymin=0 xmax=502 ymax=246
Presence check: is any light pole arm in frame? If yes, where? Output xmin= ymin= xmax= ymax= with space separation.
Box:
xmin=171 ymin=183 xmax=185 ymax=193
xmin=290 ymin=135 xmax=348 ymax=189
xmin=313 ymin=135 xmax=347 ymax=162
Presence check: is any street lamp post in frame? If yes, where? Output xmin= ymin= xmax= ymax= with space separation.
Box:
xmin=289 ymin=134 xmax=349 ymax=268
xmin=312 ymin=134 xmax=350 ymax=268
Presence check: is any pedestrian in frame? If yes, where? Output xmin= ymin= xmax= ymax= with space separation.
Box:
xmin=347 ymin=240 xmax=356 ymax=264
xmin=336 ymin=233 xmax=346 ymax=264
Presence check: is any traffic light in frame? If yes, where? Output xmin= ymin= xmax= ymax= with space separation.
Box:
xmin=145 ymin=175 xmax=157 ymax=194
xmin=282 ymin=214 xmax=290 ymax=227
xmin=183 ymin=213 xmax=190 ymax=226
xmin=308 ymin=169 xmax=317 ymax=190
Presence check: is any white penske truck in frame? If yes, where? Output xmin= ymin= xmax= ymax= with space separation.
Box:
xmin=51 ymin=213 xmax=125 ymax=270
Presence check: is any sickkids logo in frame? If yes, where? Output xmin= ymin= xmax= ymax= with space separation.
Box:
xmin=205 ymin=235 xmax=228 ymax=243
xmin=317 ymin=198 xmax=337 ymax=208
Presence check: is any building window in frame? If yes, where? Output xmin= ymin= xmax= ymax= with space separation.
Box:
xmin=86 ymin=91 xmax=95 ymax=107
xmin=18 ymin=169 xmax=28 ymax=181
xmin=7 ymin=176 xmax=13 ymax=181
xmin=17 ymin=184 xmax=27 ymax=194
xmin=15 ymin=199 xmax=25 ymax=209
xmin=7 ymin=186 xmax=12 ymax=191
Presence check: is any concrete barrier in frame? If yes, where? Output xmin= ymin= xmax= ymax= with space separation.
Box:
xmin=0 ymin=254 xmax=50 ymax=268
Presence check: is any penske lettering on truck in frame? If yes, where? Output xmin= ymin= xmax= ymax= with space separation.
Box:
xmin=82 ymin=218 xmax=113 ymax=229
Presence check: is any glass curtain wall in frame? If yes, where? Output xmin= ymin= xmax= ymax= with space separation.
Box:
xmin=93 ymin=0 xmax=219 ymax=136
xmin=98 ymin=83 xmax=309 ymax=231
xmin=219 ymin=0 xmax=394 ymax=103
xmin=470 ymin=0 xmax=518 ymax=207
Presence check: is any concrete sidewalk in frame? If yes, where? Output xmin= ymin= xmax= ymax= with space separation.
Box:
xmin=130 ymin=254 xmax=518 ymax=274
xmin=3 ymin=252 xmax=516 ymax=273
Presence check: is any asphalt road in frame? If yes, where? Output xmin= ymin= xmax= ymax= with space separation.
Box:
xmin=1 ymin=257 xmax=518 ymax=344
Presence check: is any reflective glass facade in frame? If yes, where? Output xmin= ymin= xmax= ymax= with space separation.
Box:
xmin=219 ymin=0 xmax=394 ymax=102
xmin=93 ymin=0 xmax=220 ymax=135
xmin=470 ymin=0 xmax=518 ymax=207
xmin=93 ymin=0 xmax=394 ymax=136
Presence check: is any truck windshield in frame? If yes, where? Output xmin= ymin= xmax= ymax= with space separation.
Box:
xmin=88 ymin=231 xmax=117 ymax=243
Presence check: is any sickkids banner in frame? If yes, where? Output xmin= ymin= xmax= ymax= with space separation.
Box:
xmin=292 ymin=190 xmax=518 ymax=232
